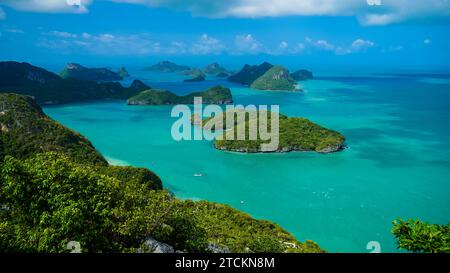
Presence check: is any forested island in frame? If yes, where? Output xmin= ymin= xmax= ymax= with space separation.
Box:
xmin=143 ymin=61 xmax=190 ymax=72
xmin=227 ymin=62 xmax=305 ymax=91
xmin=194 ymin=109 xmax=345 ymax=153
xmin=250 ymin=66 xmax=298 ymax=91
xmin=60 ymin=63 xmax=124 ymax=81
xmin=127 ymin=86 xmax=232 ymax=105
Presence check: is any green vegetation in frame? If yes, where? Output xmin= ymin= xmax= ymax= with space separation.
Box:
xmin=127 ymin=86 xmax=232 ymax=105
xmin=117 ymin=67 xmax=130 ymax=78
xmin=143 ymin=61 xmax=190 ymax=72
xmin=196 ymin=109 xmax=345 ymax=153
xmin=184 ymin=74 xmax=206 ymax=82
xmin=60 ymin=63 xmax=123 ymax=81
xmin=290 ymin=69 xmax=313 ymax=81
xmin=0 ymin=62 xmax=149 ymax=104
xmin=204 ymin=63 xmax=231 ymax=77
xmin=250 ymin=66 xmax=297 ymax=91
xmin=0 ymin=93 xmax=320 ymax=253
xmin=0 ymin=93 xmax=106 ymax=165
xmin=227 ymin=62 xmax=273 ymax=85
xmin=392 ymin=219 xmax=450 ymax=253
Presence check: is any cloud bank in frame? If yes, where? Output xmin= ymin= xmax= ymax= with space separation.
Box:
xmin=0 ymin=0 xmax=449 ymax=25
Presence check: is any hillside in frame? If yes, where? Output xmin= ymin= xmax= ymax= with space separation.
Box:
xmin=117 ymin=67 xmax=130 ymax=78
xmin=0 ymin=62 xmax=149 ymax=105
xmin=60 ymin=63 xmax=123 ymax=81
xmin=250 ymin=66 xmax=298 ymax=91
xmin=204 ymin=62 xmax=231 ymax=77
xmin=0 ymin=93 xmax=323 ymax=253
xmin=227 ymin=62 xmax=273 ymax=85
xmin=143 ymin=61 xmax=190 ymax=72
xmin=127 ymin=86 xmax=232 ymax=105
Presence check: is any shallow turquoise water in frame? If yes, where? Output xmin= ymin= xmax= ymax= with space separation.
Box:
xmin=44 ymin=72 xmax=450 ymax=253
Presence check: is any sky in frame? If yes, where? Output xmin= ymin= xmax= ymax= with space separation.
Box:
xmin=0 ymin=0 xmax=449 ymax=71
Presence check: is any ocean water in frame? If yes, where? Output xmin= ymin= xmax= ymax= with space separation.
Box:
xmin=43 ymin=71 xmax=450 ymax=253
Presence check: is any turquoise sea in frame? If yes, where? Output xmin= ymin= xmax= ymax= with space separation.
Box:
xmin=44 ymin=69 xmax=450 ymax=253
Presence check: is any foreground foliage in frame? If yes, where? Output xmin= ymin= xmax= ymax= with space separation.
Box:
xmin=392 ymin=219 xmax=450 ymax=253
xmin=0 ymin=93 xmax=321 ymax=253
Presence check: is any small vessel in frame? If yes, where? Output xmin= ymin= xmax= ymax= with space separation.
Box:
xmin=193 ymin=173 xmax=203 ymax=177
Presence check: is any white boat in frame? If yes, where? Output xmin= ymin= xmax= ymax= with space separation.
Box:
xmin=193 ymin=173 xmax=203 ymax=177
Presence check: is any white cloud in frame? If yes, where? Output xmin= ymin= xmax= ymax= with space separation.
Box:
xmin=381 ymin=45 xmax=404 ymax=53
xmin=0 ymin=7 xmax=5 ymax=19
xmin=279 ymin=41 xmax=288 ymax=49
xmin=38 ymin=31 xmax=161 ymax=55
xmin=350 ymin=38 xmax=375 ymax=51
xmin=108 ymin=0 xmax=450 ymax=25
xmin=6 ymin=28 xmax=24 ymax=33
xmin=234 ymin=34 xmax=263 ymax=54
xmin=306 ymin=37 xmax=336 ymax=51
xmin=0 ymin=0 xmax=92 ymax=13
xmin=1 ymin=0 xmax=449 ymax=25
xmin=306 ymin=37 xmax=375 ymax=55
xmin=81 ymin=32 xmax=91 ymax=39
xmin=190 ymin=33 xmax=225 ymax=55
xmin=44 ymin=30 xmax=78 ymax=38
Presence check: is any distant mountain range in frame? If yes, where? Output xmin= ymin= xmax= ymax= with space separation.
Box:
xmin=143 ymin=61 xmax=190 ymax=72
xmin=0 ymin=61 xmax=147 ymax=105
xmin=60 ymin=63 xmax=127 ymax=81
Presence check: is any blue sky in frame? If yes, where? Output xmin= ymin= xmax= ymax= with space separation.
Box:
xmin=0 ymin=0 xmax=449 ymax=70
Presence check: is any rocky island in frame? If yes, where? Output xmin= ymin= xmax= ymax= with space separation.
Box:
xmin=117 ymin=67 xmax=130 ymax=78
xmin=204 ymin=62 xmax=232 ymax=77
xmin=127 ymin=85 xmax=232 ymax=105
xmin=184 ymin=74 xmax=206 ymax=82
xmin=195 ymin=109 xmax=345 ymax=153
xmin=291 ymin=69 xmax=313 ymax=81
xmin=0 ymin=62 xmax=149 ymax=105
xmin=250 ymin=66 xmax=298 ymax=91
xmin=144 ymin=61 xmax=190 ymax=72
xmin=182 ymin=68 xmax=206 ymax=82
xmin=60 ymin=63 xmax=123 ymax=81
xmin=227 ymin=62 xmax=273 ymax=85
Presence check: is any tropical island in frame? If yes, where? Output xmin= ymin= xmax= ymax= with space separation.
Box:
xmin=143 ymin=61 xmax=190 ymax=72
xmin=182 ymin=68 xmax=206 ymax=82
xmin=0 ymin=92 xmax=325 ymax=253
xmin=127 ymin=86 xmax=233 ymax=105
xmin=117 ymin=67 xmax=130 ymax=78
xmin=0 ymin=62 xmax=149 ymax=104
xmin=184 ymin=74 xmax=206 ymax=82
xmin=194 ymin=109 xmax=345 ymax=153
xmin=227 ymin=62 xmax=273 ymax=85
xmin=291 ymin=69 xmax=313 ymax=81
xmin=204 ymin=62 xmax=232 ymax=77
xmin=227 ymin=62 xmax=301 ymax=91
xmin=60 ymin=63 xmax=124 ymax=81
xmin=250 ymin=66 xmax=298 ymax=91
